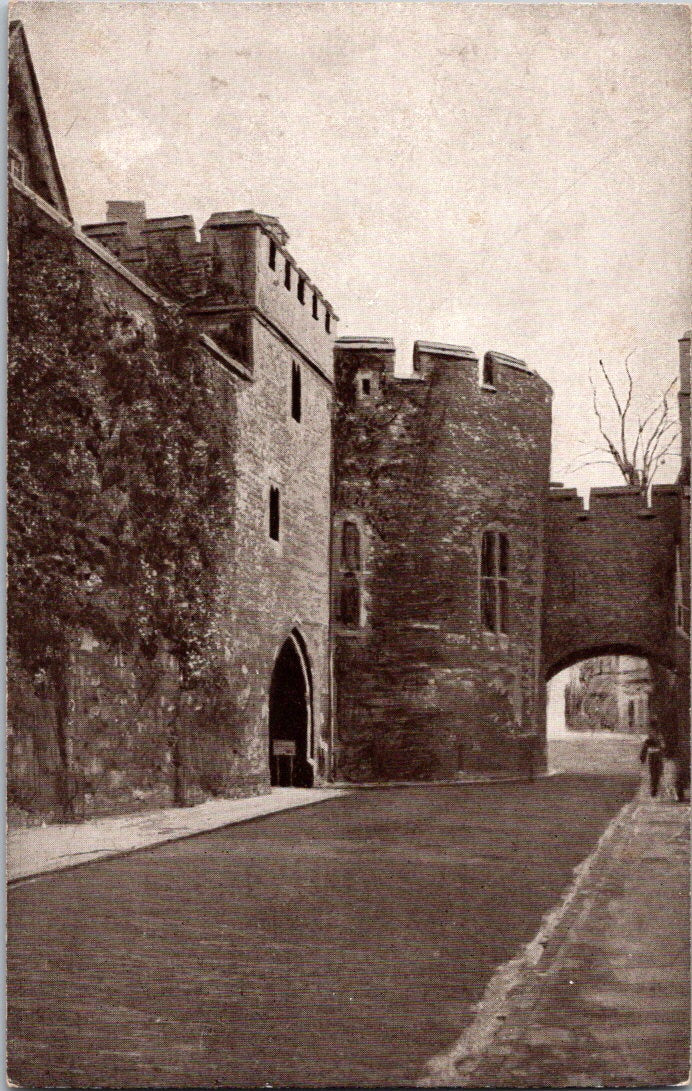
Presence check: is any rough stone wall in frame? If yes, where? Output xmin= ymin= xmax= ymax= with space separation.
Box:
xmin=217 ymin=320 xmax=333 ymax=787
xmin=543 ymin=485 xmax=678 ymax=680
xmin=8 ymin=186 xmax=259 ymax=816
xmin=9 ymin=183 xmax=334 ymax=814
xmin=193 ymin=214 xmax=335 ymax=786
xmin=332 ymin=339 xmax=552 ymax=780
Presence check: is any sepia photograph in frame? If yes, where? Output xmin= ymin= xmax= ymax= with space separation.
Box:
xmin=6 ymin=2 xmax=691 ymax=1086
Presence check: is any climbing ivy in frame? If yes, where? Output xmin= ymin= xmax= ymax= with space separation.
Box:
xmin=8 ymin=192 xmax=234 ymax=813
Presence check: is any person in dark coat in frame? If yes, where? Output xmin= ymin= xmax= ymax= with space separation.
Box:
xmin=639 ymin=727 xmax=665 ymax=797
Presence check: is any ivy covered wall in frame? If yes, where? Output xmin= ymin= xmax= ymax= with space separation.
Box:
xmin=7 ymin=190 xmax=249 ymax=821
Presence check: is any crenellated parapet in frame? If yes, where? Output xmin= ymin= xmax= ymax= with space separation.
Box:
xmin=83 ymin=203 xmax=338 ymax=379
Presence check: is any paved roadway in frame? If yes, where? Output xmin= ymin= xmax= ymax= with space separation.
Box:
xmin=8 ymin=770 xmax=637 ymax=1087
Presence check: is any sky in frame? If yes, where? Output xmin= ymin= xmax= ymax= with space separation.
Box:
xmin=12 ymin=1 xmax=691 ymax=491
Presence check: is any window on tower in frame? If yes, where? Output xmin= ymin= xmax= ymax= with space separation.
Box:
xmin=481 ymin=529 xmax=509 ymax=634
xmin=291 ymin=362 xmax=302 ymax=422
xmin=269 ymin=486 xmax=280 ymax=542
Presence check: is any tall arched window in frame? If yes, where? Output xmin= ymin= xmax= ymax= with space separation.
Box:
xmin=481 ymin=529 xmax=509 ymax=634
xmin=339 ymin=573 xmax=360 ymax=628
xmin=337 ymin=518 xmax=365 ymax=629
xmin=341 ymin=521 xmax=361 ymax=570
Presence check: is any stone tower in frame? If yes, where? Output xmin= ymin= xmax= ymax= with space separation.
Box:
xmin=331 ymin=338 xmax=553 ymax=780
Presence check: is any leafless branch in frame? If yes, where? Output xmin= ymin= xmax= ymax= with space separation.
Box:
xmin=589 ymin=369 xmax=629 ymax=480
xmin=585 ymin=355 xmax=679 ymax=491
xmin=648 ymin=432 xmax=681 ymax=485
xmin=598 ymin=358 xmax=624 ymax=419
xmin=619 ymin=348 xmax=637 ymax=463
xmin=641 ymin=395 xmax=676 ymax=478
xmin=562 ymin=458 xmax=619 ymax=474
xmin=573 ymin=439 xmax=617 ymax=456
xmin=631 ymin=376 xmax=678 ymax=467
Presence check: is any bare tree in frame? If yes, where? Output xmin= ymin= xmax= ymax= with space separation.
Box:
xmin=564 ymin=350 xmax=679 ymax=493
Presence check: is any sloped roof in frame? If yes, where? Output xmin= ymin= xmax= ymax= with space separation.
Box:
xmin=9 ymin=21 xmax=71 ymax=220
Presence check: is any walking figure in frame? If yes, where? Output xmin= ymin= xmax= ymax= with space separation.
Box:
xmin=639 ymin=726 xmax=665 ymax=798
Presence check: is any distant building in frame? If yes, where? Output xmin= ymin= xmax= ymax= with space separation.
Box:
xmin=564 ymin=656 xmax=652 ymax=733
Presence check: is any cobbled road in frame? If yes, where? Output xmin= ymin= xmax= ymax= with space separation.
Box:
xmin=8 ymin=774 xmax=636 ymax=1087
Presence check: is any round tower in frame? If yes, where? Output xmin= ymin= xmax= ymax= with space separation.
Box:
xmin=332 ymin=338 xmax=553 ymax=780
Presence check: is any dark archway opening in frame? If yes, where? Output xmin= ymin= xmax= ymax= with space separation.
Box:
xmin=269 ymin=636 xmax=313 ymax=787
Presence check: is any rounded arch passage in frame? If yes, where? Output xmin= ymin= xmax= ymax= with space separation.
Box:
xmin=545 ymin=642 xmax=678 ymax=683
xmin=268 ymin=630 xmax=314 ymax=788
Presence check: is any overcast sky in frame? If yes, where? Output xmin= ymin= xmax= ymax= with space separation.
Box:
xmin=13 ymin=1 xmax=691 ymax=490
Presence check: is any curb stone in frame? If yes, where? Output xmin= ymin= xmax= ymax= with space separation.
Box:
xmin=418 ymin=793 xmax=641 ymax=1086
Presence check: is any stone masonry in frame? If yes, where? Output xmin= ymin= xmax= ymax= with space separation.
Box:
xmin=7 ymin=20 xmax=690 ymax=812
xmin=331 ymin=338 xmax=552 ymax=780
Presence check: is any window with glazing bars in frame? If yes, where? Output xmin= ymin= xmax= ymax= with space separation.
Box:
xmin=481 ymin=529 xmax=508 ymax=634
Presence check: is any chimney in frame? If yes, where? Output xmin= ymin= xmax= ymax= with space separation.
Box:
xmin=106 ymin=200 xmax=147 ymax=232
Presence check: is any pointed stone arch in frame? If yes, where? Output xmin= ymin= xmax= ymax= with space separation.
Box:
xmin=268 ymin=629 xmax=314 ymax=787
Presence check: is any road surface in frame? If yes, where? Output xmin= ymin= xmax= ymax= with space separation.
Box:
xmin=7 ymin=770 xmax=638 ymax=1087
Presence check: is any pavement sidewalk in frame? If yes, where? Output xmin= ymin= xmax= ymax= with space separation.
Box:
xmin=6 ymin=769 xmax=548 ymax=885
xmin=421 ymin=789 xmax=690 ymax=1088
xmin=6 ymin=786 xmax=345 ymax=883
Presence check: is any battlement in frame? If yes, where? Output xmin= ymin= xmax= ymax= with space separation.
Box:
xmin=548 ymin=483 xmax=683 ymax=530
xmin=83 ymin=202 xmax=338 ymax=376
xmin=335 ymin=336 xmax=551 ymax=399
xmin=84 ymin=203 xmax=336 ymax=319
xmin=414 ymin=340 xmax=477 ymax=363
xmin=484 ymin=350 xmax=531 ymax=374
xmin=336 ymin=337 xmax=395 ymax=352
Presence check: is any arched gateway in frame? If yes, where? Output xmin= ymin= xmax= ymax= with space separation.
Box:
xmin=543 ymin=485 xmax=680 ymax=681
xmin=542 ymin=482 xmax=689 ymax=755
xmin=268 ymin=631 xmax=314 ymax=787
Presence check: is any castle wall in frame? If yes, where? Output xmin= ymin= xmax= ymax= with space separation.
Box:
xmin=85 ymin=204 xmax=339 ymax=788
xmin=9 ymin=181 xmax=335 ymax=817
xmin=252 ymin=224 xmax=336 ymax=378
xmin=332 ymin=339 xmax=552 ymax=780
xmin=543 ymin=485 xmax=678 ymax=679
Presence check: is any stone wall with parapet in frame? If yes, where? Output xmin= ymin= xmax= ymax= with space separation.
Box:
xmin=543 ymin=483 xmax=679 ymax=680
xmin=332 ymin=338 xmax=553 ymax=780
